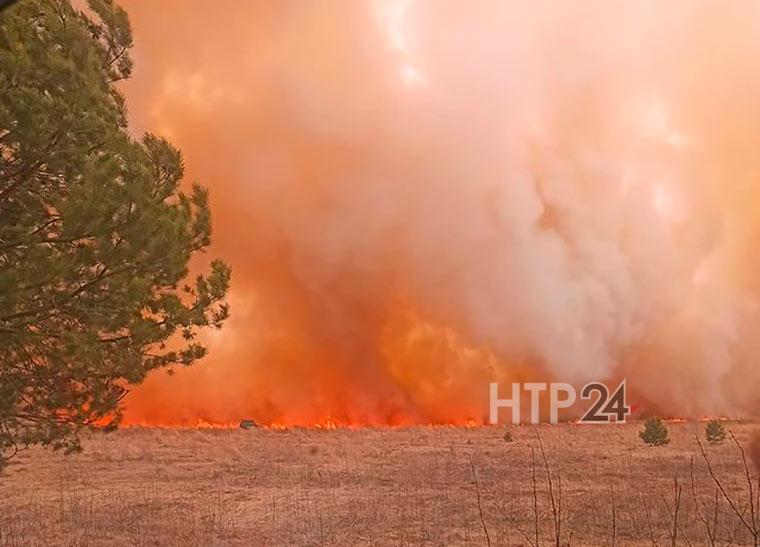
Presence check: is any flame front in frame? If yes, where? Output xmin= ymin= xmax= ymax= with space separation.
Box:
xmin=118 ymin=1 xmax=760 ymax=427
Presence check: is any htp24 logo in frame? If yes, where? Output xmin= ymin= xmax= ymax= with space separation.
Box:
xmin=489 ymin=380 xmax=630 ymax=425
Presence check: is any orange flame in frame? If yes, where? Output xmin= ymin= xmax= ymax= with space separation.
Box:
xmin=116 ymin=1 xmax=760 ymax=426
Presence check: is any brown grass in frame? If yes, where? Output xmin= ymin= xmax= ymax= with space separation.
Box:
xmin=1 ymin=421 xmax=759 ymax=545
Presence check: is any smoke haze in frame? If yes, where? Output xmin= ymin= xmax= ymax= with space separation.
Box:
xmin=118 ymin=0 xmax=760 ymax=425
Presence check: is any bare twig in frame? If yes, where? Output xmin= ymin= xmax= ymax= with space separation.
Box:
xmin=730 ymin=430 xmax=758 ymax=539
xmin=534 ymin=427 xmax=561 ymax=546
xmin=690 ymin=455 xmax=716 ymax=546
xmin=711 ymin=488 xmax=721 ymax=544
xmin=643 ymin=493 xmax=659 ymax=546
xmin=531 ymin=446 xmax=540 ymax=547
xmin=468 ymin=454 xmax=491 ymax=547
xmin=668 ymin=475 xmax=682 ymax=547
xmin=696 ymin=433 xmax=757 ymax=544
xmin=497 ymin=504 xmax=536 ymax=547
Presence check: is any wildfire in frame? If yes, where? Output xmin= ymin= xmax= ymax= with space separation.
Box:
xmin=122 ymin=419 xmax=239 ymax=430
xmin=116 ymin=1 xmax=760 ymax=426
xmin=120 ymin=418 xmax=490 ymax=430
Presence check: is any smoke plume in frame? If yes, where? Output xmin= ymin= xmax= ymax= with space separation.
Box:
xmin=118 ymin=0 xmax=760 ymax=425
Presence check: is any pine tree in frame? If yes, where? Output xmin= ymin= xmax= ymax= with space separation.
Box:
xmin=639 ymin=418 xmax=670 ymax=446
xmin=0 ymin=0 xmax=230 ymax=467
xmin=705 ymin=419 xmax=727 ymax=445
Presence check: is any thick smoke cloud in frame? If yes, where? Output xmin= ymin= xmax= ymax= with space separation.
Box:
xmin=119 ymin=0 xmax=760 ymax=425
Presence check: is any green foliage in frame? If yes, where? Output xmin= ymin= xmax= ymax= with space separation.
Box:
xmin=0 ymin=0 xmax=230 ymax=467
xmin=639 ymin=418 xmax=670 ymax=446
xmin=705 ymin=419 xmax=727 ymax=445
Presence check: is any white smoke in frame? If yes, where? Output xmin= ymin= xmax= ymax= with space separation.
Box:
xmin=121 ymin=0 xmax=760 ymax=422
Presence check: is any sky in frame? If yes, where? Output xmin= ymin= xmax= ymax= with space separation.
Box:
xmin=117 ymin=0 xmax=760 ymax=425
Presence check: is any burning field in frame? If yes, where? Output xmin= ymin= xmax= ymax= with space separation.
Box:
xmin=6 ymin=0 xmax=760 ymax=544
xmin=2 ymin=421 xmax=760 ymax=545
xmin=115 ymin=0 xmax=760 ymax=428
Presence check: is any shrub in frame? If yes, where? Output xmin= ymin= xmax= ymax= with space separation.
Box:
xmin=639 ymin=418 xmax=670 ymax=446
xmin=705 ymin=419 xmax=727 ymax=445
xmin=503 ymin=430 xmax=514 ymax=443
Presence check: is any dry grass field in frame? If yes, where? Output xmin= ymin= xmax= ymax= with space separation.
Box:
xmin=1 ymin=421 xmax=759 ymax=545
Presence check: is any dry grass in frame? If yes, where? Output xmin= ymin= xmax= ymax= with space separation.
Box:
xmin=1 ymin=421 xmax=759 ymax=545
